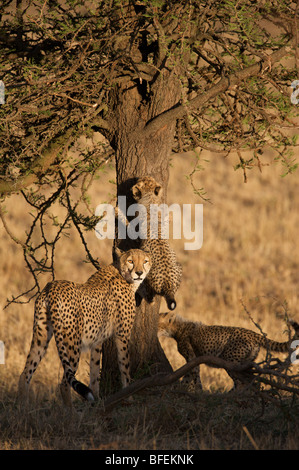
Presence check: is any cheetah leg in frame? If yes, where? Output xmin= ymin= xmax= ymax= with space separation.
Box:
xmin=114 ymin=336 xmax=131 ymax=389
xmin=59 ymin=368 xmax=94 ymax=408
xmin=181 ymin=366 xmax=202 ymax=392
xmin=137 ymin=279 xmax=155 ymax=304
xmin=177 ymin=342 xmax=202 ymax=392
xmin=89 ymin=344 xmax=102 ymax=399
xmin=54 ymin=328 xmax=94 ymax=406
xmin=59 ymin=373 xmax=73 ymax=408
xmin=227 ymin=368 xmax=255 ymax=391
xmin=50 ymin=329 xmax=73 ymax=407
xmin=18 ymin=300 xmax=53 ymax=404
xmin=222 ymin=342 xmax=258 ymax=391
xmin=55 ymin=334 xmax=79 ymax=406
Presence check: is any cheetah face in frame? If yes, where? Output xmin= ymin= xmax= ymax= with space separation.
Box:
xmin=131 ymin=177 xmax=163 ymax=206
xmin=115 ymin=247 xmax=152 ymax=289
xmin=157 ymin=311 xmax=176 ymax=337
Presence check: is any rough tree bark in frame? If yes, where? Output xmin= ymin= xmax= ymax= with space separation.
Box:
xmin=100 ymin=69 xmax=181 ymax=394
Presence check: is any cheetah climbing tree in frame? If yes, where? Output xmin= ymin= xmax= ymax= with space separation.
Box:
xmin=0 ymin=1 xmax=298 ymax=394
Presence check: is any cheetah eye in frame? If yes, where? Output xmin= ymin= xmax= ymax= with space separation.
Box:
xmin=143 ymin=260 xmax=148 ymax=264
xmin=127 ymin=259 xmax=134 ymax=264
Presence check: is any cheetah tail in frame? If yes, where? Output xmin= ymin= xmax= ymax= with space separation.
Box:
xmin=70 ymin=377 xmax=95 ymax=402
xmin=259 ymin=319 xmax=299 ymax=353
xmin=165 ymin=295 xmax=176 ymax=311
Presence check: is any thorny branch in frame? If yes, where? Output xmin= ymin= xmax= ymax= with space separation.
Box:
xmin=1 ymin=1 xmax=298 ymax=188
xmin=0 ymin=0 xmax=298 ymax=305
xmin=1 ymin=151 xmax=112 ymax=307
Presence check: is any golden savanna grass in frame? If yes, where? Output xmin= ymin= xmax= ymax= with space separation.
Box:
xmin=1 ymin=146 xmax=299 ymax=450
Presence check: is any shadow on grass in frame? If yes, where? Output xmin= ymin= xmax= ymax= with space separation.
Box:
xmin=1 ymin=382 xmax=299 ymax=450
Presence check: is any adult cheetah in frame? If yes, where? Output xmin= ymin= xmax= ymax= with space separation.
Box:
xmin=116 ymin=176 xmax=182 ymax=310
xmin=158 ymin=311 xmax=299 ymax=390
xmin=18 ymin=248 xmax=151 ymax=406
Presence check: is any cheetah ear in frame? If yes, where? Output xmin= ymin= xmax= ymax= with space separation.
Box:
xmin=131 ymin=183 xmax=142 ymax=200
xmin=114 ymin=247 xmax=124 ymax=259
xmin=159 ymin=312 xmax=169 ymax=318
xmin=154 ymin=185 xmax=162 ymax=196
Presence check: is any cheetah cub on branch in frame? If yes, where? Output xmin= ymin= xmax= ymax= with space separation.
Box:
xmin=158 ymin=311 xmax=299 ymax=391
xmin=116 ymin=176 xmax=182 ymax=310
xmin=18 ymin=248 xmax=151 ymax=407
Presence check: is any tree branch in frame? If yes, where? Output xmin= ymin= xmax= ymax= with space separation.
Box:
xmin=103 ymin=355 xmax=252 ymax=413
xmin=102 ymin=350 xmax=299 ymax=413
xmin=0 ymin=128 xmax=75 ymax=196
xmin=0 ymin=204 xmax=28 ymax=249
xmin=143 ymin=42 xmax=294 ymax=138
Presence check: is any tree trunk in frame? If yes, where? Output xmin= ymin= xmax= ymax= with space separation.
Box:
xmin=99 ymin=70 xmax=181 ymax=395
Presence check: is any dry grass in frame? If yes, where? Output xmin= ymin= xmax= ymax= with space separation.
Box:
xmin=1 ymin=149 xmax=299 ymax=450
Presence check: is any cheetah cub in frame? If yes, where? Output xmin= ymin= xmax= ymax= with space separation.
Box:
xmin=116 ymin=176 xmax=182 ymax=310
xmin=158 ymin=311 xmax=299 ymax=391
xmin=18 ymin=248 xmax=151 ymax=407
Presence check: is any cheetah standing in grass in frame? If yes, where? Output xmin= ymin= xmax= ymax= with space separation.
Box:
xmin=116 ymin=176 xmax=182 ymax=310
xmin=18 ymin=248 xmax=151 ymax=406
xmin=158 ymin=311 xmax=299 ymax=391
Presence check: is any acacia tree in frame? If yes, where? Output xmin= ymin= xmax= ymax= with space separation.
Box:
xmin=0 ymin=0 xmax=298 ymax=393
